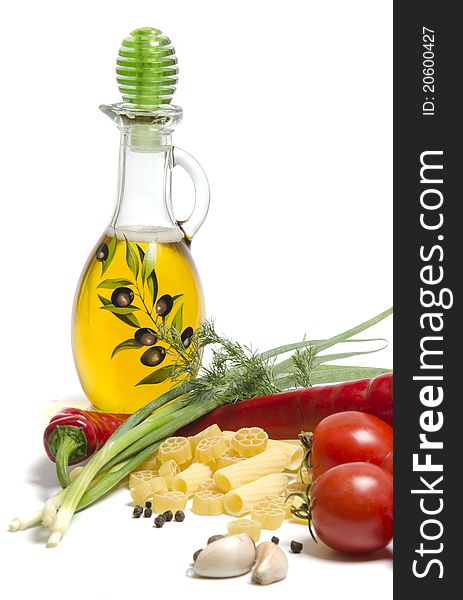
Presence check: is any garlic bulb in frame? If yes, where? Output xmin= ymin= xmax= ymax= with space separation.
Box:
xmin=192 ymin=533 xmax=256 ymax=578
xmin=252 ymin=541 xmax=288 ymax=585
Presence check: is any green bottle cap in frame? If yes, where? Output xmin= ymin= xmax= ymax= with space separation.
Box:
xmin=116 ymin=27 xmax=178 ymax=109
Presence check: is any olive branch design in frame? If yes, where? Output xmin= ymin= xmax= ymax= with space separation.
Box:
xmin=94 ymin=236 xmax=194 ymax=386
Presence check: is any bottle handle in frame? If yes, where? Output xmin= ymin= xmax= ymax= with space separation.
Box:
xmin=173 ymin=147 xmax=210 ymax=241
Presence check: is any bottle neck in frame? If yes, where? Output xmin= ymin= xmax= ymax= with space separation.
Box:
xmin=110 ymin=131 xmax=182 ymax=242
xmin=102 ymin=103 xmax=184 ymax=243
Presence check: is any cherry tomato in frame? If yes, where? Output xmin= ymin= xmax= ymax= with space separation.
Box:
xmin=311 ymin=462 xmax=393 ymax=554
xmin=311 ymin=411 xmax=393 ymax=479
xmin=381 ymin=450 xmax=393 ymax=475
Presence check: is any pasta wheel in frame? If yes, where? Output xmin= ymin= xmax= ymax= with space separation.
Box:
xmin=227 ymin=518 xmax=262 ymax=542
xmin=260 ymin=494 xmax=292 ymax=519
xmin=199 ymin=478 xmax=220 ymax=492
xmin=158 ymin=460 xmax=180 ymax=489
xmin=137 ymin=452 xmax=161 ymax=472
xmin=157 ymin=437 xmax=192 ymax=465
xmin=223 ymin=473 xmax=288 ymax=516
xmin=172 ymin=462 xmax=213 ymax=497
xmin=251 ymin=501 xmax=286 ymax=530
xmin=267 ymin=440 xmax=304 ymax=471
xmin=130 ymin=474 xmax=167 ymax=505
xmin=152 ymin=490 xmax=187 ymax=514
xmin=190 ymin=424 xmax=223 ymax=450
xmin=129 ymin=470 xmax=157 ymax=491
xmin=195 ymin=435 xmax=228 ymax=463
xmin=231 ymin=427 xmax=268 ymax=458
xmin=213 ymin=448 xmax=288 ymax=492
xmin=192 ymin=490 xmax=224 ymax=515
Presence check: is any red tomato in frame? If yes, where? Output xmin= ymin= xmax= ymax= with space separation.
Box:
xmin=381 ymin=450 xmax=393 ymax=475
xmin=311 ymin=411 xmax=393 ymax=479
xmin=311 ymin=462 xmax=393 ymax=554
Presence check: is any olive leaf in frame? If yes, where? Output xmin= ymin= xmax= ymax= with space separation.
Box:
xmin=147 ymin=270 xmax=158 ymax=307
xmin=136 ymin=244 xmax=145 ymax=263
xmin=100 ymin=305 xmax=141 ymax=314
xmin=98 ymin=294 xmax=111 ymax=306
xmin=102 ymin=234 xmax=117 ymax=275
xmin=124 ymin=236 xmax=139 ymax=280
xmin=135 ymin=365 xmax=175 ymax=386
xmin=172 ymin=294 xmax=184 ymax=304
xmin=97 ymin=278 xmax=134 ymax=289
xmin=111 ymin=338 xmax=143 ymax=359
xmin=141 ymin=242 xmax=157 ymax=284
xmin=171 ymin=303 xmax=183 ymax=333
xmin=115 ymin=313 xmax=140 ymax=328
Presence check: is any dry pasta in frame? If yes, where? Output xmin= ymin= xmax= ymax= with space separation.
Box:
xmin=199 ymin=478 xmax=220 ymax=492
xmin=260 ymin=494 xmax=292 ymax=519
xmin=215 ymin=454 xmax=246 ymax=469
xmin=267 ymin=440 xmax=304 ymax=470
xmin=195 ymin=435 xmax=228 ymax=463
xmin=137 ymin=452 xmax=161 ymax=472
xmin=130 ymin=474 xmax=167 ymax=505
xmin=129 ymin=470 xmax=157 ymax=490
xmin=172 ymin=462 xmax=212 ymax=496
xmin=251 ymin=501 xmax=286 ymax=529
xmin=213 ymin=448 xmax=288 ymax=492
xmin=231 ymin=427 xmax=269 ymax=458
xmin=157 ymin=437 xmax=192 ymax=465
xmin=192 ymin=490 xmax=224 ymax=515
xmin=227 ymin=518 xmax=262 ymax=542
xmin=190 ymin=424 xmax=223 ymax=450
xmin=223 ymin=473 xmax=288 ymax=516
xmin=158 ymin=460 xmax=180 ymax=489
xmin=152 ymin=490 xmax=187 ymax=513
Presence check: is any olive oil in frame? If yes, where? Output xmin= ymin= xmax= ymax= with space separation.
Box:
xmin=72 ymin=227 xmax=204 ymax=413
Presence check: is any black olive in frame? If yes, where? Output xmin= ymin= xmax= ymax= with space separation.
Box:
xmin=140 ymin=346 xmax=166 ymax=367
xmin=181 ymin=327 xmax=194 ymax=348
xmin=155 ymin=294 xmax=174 ymax=316
xmin=135 ymin=328 xmax=157 ymax=346
xmin=95 ymin=242 xmax=109 ymax=262
xmin=111 ymin=287 xmax=134 ymax=308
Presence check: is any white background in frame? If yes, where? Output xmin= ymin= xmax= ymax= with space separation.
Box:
xmin=0 ymin=1 xmax=392 ymax=598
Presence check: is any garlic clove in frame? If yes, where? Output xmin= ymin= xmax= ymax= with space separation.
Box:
xmin=192 ymin=533 xmax=256 ymax=578
xmin=252 ymin=541 xmax=288 ymax=585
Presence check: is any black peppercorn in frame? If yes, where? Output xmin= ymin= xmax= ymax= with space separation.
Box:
xmin=290 ymin=540 xmax=303 ymax=553
xmin=271 ymin=536 xmax=280 ymax=545
xmin=132 ymin=506 xmax=143 ymax=518
xmin=193 ymin=549 xmax=203 ymax=562
xmin=154 ymin=515 xmax=166 ymax=528
xmin=162 ymin=510 xmax=173 ymax=522
xmin=143 ymin=508 xmax=153 ymax=518
xmin=145 ymin=501 xmax=152 ymax=509
xmin=174 ymin=510 xmax=185 ymax=522
xmin=207 ymin=534 xmax=225 ymax=545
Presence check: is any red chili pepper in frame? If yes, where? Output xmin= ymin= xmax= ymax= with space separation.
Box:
xmin=176 ymin=373 xmax=393 ymax=439
xmin=43 ymin=408 xmax=129 ymax=488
